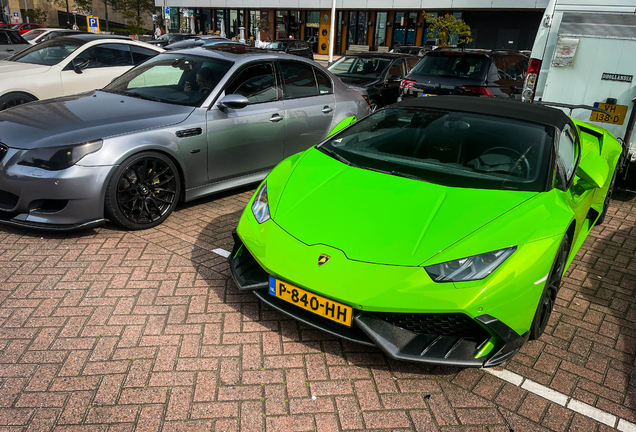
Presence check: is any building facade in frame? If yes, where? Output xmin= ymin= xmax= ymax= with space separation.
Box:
xmin=155 ymin=0 xmax=549 ymax=54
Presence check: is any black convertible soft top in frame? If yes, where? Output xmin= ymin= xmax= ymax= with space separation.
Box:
xmin=399 ymin=95 xmax=570 ymax=130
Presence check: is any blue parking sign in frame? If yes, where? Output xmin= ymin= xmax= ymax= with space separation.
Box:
xmin=87 ymin=16 xmax=100 ymax=33
xmin=13 ymin=12 xmax=18 ymax=17
xmin=165 ymin=6 xmax=170 ymax=14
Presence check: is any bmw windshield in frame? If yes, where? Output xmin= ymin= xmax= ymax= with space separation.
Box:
xmin=7 ymin=39 xmax=83 ymax=65
xmin=328 ymin=56 xmax=392 ymax=81
xmin=104 ymin=53 xmax=232 ymax=107
xmin=319 ymin=107 xmax=553 ymax=192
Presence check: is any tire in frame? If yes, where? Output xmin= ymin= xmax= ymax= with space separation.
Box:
xmin=369 ymin=99 xmax=381 ymax=113
xmin=528 ymin=235 xmax=569 ymax=340
xmin=0 ymin=92 xmax=37 ymax=111
xmin=595 ymin=169 xmax=617 ymax=226
xmin=105 ymin=151 xmax=181 ymax=230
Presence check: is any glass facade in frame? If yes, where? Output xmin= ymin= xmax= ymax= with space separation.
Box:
xmin=374 ymin=11 xmax=387 ymax=48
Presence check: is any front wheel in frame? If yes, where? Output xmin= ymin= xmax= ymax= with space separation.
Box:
xmin=528 ymin=235 xmax=569 ymax=340
xmin=0 ymin=92 xmax=37 ymax=111
xmin=105 ymin=151 xmax=181 ymax=230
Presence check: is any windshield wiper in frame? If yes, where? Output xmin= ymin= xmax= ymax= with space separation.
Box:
xmin=124 ymin=91 xmax=164 ymax=103
xmin=320 ymin=147 xmax=352 ymax=166
xmin=390 ymin=171 xmax=429 ymax=183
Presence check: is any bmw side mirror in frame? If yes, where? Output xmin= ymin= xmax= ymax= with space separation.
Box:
xmin=72 ymin=57 xmax=89 ymax=74
xmin=217 ymin=94 xmax=249 ymax=110
xmin=575 ymin=151 xmax=609 ymax=190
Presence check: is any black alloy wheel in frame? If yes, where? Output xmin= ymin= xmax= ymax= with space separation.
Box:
xmin=105 ymin=152 xmax=180 ymax=230
xmin=528 ymin=235 xmax=569 ymax=340
xmin=0 ymin=93 xmax=37 ymax=111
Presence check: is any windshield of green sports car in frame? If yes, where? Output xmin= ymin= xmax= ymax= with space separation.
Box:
xmin=103 ymin=54 xmax=232 ymax=106
xmin=319 ymin=107 xmax=553 ymax=191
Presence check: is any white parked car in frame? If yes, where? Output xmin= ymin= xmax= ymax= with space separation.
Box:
xmin=0 ymin=34 xmax=163 ymax=110
xmin=22 ymin=28 xmax=87 ymax=45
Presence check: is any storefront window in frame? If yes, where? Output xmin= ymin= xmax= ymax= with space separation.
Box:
xmin=305 ymin=10 xmax=320 ymax=51
xmin=249 ymin=10 xmax=260 ymax=38
xmin=336 ymin=11 xmax=343 ymax=54
xmin=214 ymin=9 xmax=224 ymax=35
xmin=289 ymin=10 xmax=300 ymax=39
xmin=347 ymin=11 xmax=369 ymax=48
xmin=393 ymin=10 xmax=418 ymax=47
xmin=229 ymin=9 xmax=244 ymax=39
xmin=374 ymin=11 xmax=387 ymax=48
xmin=276 ymin=10 xmax=288 ymax=39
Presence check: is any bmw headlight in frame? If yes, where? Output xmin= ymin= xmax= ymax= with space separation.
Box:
xmin=251 ymin=182 xmax=270 ymax=224
xmin=425 ymin=247 xmax=516 ymax=282
xmin=17 ymin=140 xmax=103 ymax=171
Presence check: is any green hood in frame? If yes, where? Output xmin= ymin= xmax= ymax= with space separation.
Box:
xmin=273 ymin=148 xmax=538 ymax=266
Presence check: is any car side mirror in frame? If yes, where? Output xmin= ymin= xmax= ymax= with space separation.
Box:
xmin=575 ymin=151 xmax=609 ymax=190
xmin=217 ymin=94 xmax=249 ymax=110
xmin=72 ymin=57 xmax=89 ymax=74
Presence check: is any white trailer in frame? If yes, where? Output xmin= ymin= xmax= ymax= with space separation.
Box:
xmin=523 ymin=0 xmax=636 ymax=170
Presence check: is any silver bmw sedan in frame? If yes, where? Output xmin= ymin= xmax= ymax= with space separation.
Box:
xmin=0 ymin=45 xmax=369 ymax=230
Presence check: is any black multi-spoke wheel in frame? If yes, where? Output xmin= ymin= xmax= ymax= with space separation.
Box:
xmin=369 ymin=100 xmax=380 ymax=113
xmin=0 ymin=93 xmax=37 ymax=111
xmin=529 ymin=235 xmax=569 ymax=340
xmin=105 ymin=152 xmax=180 ymax=230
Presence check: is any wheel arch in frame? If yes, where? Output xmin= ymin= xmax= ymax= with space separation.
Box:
xmin=0 ymin=91 xmax=39 ymax=108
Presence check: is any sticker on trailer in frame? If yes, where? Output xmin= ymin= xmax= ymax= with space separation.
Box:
xmin=552 ymin=37 xmax=579 ymax=67
xmin=601 ymin=73 xmax=633 ymax=83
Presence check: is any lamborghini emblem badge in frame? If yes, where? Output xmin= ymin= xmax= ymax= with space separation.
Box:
xmin=317 ymin=254 xmax=331 ymax=267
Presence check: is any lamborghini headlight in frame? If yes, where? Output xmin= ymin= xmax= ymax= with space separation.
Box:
xmin=17 ymin=140 xmax=103 ymax=171
xmin=251 ymin=182 xmax=271 ymax=224
xmin=425 ymin=246 xmax=516 ymax=282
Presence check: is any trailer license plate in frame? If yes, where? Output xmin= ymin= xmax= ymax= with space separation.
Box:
xmin=269 ymin=277 xmax=353 ymax=326
xmin=590 ymin=103 xmax=627 ymax=125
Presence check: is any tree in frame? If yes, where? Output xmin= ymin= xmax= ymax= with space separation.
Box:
xmin=24 ymin=8 xmax=47 ymax=25
xmin=252 ymin=17 xmax=269 ymax=40
xmin=425 ymin=13 xmax=472 ymax=47
xmin=111 ymin=0 xmax=156 ymax=35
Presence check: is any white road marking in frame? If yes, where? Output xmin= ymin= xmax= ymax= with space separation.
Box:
xmin=567 ymin=399 xmax=616 ymax=427
xmin=486 ymin=368 xmax=524 ymax=386
xmin=618 ymin=419 xmax=636 ymax=432
xmin=522 ymin=379 xmax=568 ymax=406
xmin=484 ymin=368 xmax=627 ymax=428
xmin=212 ymin=248 xmax=231 ymax=258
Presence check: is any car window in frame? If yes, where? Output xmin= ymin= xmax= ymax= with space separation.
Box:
xmin=22 ymin=29 xmax=47 ymax=40
xmin=299 ymin=41 xmax=309 ymax=49
xmin=328 ymin=56 xmax=392 ymax=80
xmin=314 ymin=68 xmax=333 ymax=95
xmin=288 ymin=41 xmax=298 ymax=50
xmin=7 ymin=31 xmax=24 ymax=44
xmin=388 ymin=59 xmax=406 ymax=79
xmin=406 ymin=57 xmax=420 ymax=70
xmin=9 ymin=39 xmax=83 ymax=65
xmin=130 ymin=45 xmax=158 ymax=65
xmin=280 ymin=60 xmax=318 ymax=99
xmin=555 ymin=124 xmax=578 ymax=190
xmin=320 ymin=107 xmax=553 ymax=192
xmin=505 ymin=55 xmax=528 ymax=82
xmin=80 ymin=43 xmax=133 ymax=69
xmin=412 ymin=54 xmax=489 ymax=80
xmin=105 ymin=54 xmax=232 ymax=107
xmin=0 ymin=32 xmax=8 ymax=45
xmin=226 ymin=63 xmax=278 ymax=104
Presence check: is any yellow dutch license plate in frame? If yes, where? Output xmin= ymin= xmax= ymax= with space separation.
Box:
xmin=268 ymin=277 xmax=353 ymax=326
xmin=590 ymin=103 xmax=628 ymax=125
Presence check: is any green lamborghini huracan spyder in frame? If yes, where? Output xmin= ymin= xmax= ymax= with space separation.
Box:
xmin=229 ymin=96 xmax=624 ymax=367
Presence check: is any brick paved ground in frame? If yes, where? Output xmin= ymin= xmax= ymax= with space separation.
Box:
xmin=0 ymin=186 xmax=634 ymax=431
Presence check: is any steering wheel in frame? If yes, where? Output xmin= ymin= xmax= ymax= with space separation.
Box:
xmin=481 ymin=147 xmax=531 ymax=178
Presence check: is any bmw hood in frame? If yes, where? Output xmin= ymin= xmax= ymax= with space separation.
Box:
xmin=273 ymin=148 xmax=539 ymax=267
xmin=0 ymin=90 xmax=194 ymax=149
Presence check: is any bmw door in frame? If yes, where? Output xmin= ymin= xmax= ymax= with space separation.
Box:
xmin=206 ymin=61 xmax=286 ymax=182
xmin=278 ymin=60 xmax=335 ymax=158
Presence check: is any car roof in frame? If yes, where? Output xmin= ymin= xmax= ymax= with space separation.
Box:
xmin=342 ymin=52 xmax=419 ymax=59
xmin=61 ymin=34 xmax=133 ymax=42
xmin=398 ymin=95 xmax=570 ymax=130
xmin=167 ymin=44 xmax=317 ymax=63
xmin=431 ymin=47 xmax=528 ymax=57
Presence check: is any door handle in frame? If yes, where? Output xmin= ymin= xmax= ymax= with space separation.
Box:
xmin=322 ymin=106 xmax=333 ymax=114
xmin=269 ymin=114 xmax=284 ymax=123
xmin=6 ymin=48 xmax=14 ymax=52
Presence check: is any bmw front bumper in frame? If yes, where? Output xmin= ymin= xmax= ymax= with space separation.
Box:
xmin=0 ymin=147 xmax=112 ymax=230
xmin=229 ymin=229 xmax=528 ymax=368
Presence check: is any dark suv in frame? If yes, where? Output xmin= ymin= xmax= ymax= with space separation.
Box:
xmin=400 ymin=48 xmax=529 ymax=99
